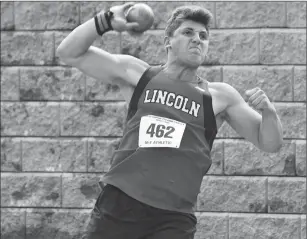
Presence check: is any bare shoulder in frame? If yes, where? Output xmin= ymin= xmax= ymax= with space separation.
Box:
xmin=117 ymin=54 xmax=149 ymax=86
xmin=205 ymin=81 xmax=245 ymax=121
xmin=207 ymin=81 xmax=243 ymax=106
xmin=117 ymin=54 xmax=149 ymax=70
xmin=116 ymin=54 xmax=149 ymax=103
xmin=207 ymin=81 xmax=237 ymax=95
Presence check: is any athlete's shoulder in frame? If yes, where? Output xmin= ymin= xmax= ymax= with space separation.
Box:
xmin=115 ymin=54 xmax=150 ymax=87
xmin=208 ymin=82 xmax=239 ymax=95
xmin=208 ymin=81 xmax=231 ymax=90
xmin=207 ymin=82 xmax=242 ymax=105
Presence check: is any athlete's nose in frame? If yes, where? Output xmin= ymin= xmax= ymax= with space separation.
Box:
xmin=191 ymin=33 xmax=201 ymax=44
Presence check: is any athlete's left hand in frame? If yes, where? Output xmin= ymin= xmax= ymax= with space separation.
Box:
xmin=245 ymin=87 xmax=275 ymax=112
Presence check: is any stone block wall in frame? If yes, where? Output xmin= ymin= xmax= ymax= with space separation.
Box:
xmin=1 ymin=2 xmax=306 ymax=239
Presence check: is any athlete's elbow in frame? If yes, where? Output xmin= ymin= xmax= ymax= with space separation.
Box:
xmin=56 ymin=39 xmax=78 ymax=61
xmin=56 ymin=44 xmax=71 ymax=62
xmin=56 ymin=42 xmax=67 ymax=58
xmin=56 ymin=45 xmax=78 ymax=66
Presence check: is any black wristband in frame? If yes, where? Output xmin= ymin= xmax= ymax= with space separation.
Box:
xmin=94 ymin=15 xmax=104 ymax=36
xmin=94 ymin=10 xmax=114 ymax=36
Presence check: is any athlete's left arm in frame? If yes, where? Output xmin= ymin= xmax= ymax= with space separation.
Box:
xmin=220 ymin=83 xmax=283 ymax=153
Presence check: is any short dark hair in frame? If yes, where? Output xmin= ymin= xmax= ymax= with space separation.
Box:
xmin=165 ymin=6 xmax=213 ymax=37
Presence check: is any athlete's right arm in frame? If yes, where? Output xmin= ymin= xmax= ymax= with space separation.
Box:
xmin=56 ymin=3 xmax=149 ymax=87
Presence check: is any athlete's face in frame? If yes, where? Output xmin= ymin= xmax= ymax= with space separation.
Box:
xmin=166 ymin=20 xmax=209 ymax=67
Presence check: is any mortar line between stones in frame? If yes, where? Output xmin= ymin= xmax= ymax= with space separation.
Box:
xmin=2 ymin=64 xmax=306 ymax=67
xmin=1 ymin=136 xmax=305 ymax=141
xmin=2 ymin=172 xmax=305 ymax=179
xmin=1 ymin=206 xmax=305 ymax=215
xmin=3 ymin=28 xmax=307 ymax=33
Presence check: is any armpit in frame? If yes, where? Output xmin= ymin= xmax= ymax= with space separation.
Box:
xmin=215 ymin=111 xmax=226 ymax=129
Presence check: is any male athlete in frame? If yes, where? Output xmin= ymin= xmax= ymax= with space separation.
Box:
xmin=57 ymin=2 xmax=283 ymax=239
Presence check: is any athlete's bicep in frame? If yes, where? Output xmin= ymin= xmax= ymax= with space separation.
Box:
xmin=60 ymin=46 xmax=149 ymax=86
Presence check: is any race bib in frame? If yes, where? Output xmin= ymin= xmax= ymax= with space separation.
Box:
xmin=138 ymin=115 xmax=186 ymax=148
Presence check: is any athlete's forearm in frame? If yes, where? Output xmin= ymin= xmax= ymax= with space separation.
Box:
xmin=258 ymin=107 xmax=283 ymax=153
xmin=57 ymin=18 xmax=102 ymax=59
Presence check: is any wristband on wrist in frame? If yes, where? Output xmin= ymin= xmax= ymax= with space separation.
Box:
xmin=94 ymin=10 xmax=114 ymax=36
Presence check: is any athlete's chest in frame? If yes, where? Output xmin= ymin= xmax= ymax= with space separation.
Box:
xmin=120 ymin=81 xmax=226 ymax=128
xmin=140 ymin=81 xmax=204 ymax=118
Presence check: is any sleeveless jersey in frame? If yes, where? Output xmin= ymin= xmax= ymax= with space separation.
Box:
xmin=102 ymin=66 xmax=218 ymax=214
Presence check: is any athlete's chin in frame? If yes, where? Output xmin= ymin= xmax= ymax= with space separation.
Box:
xmin=187 ymin=54 xmax=204 ymax=63
xmin=185 ymin=58 xmax=203 ymax=68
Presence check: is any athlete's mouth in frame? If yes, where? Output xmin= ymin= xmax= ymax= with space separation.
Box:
xmin=189 ymin=47 xmax=201 ymax=52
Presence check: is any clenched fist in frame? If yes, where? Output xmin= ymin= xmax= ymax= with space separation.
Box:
xmin=245 ymin=87 xmax=275 ymax=112
xmin=109 ymin=2 xmax=140 ymax=32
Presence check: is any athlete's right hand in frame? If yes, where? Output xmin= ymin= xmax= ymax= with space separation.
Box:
xmin=109 ymin=2 xmax=140 ymax=32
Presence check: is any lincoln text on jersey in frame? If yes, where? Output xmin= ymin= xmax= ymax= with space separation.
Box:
xmin=143 ymin=89 xmax=200 ymax=117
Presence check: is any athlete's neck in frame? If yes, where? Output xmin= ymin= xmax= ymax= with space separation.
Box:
xmin=162 ymin=62 xmax=199 ymax=83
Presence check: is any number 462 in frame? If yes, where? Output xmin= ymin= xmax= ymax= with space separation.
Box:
xmin=146 ymin=123 xmax=175 ymax=138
